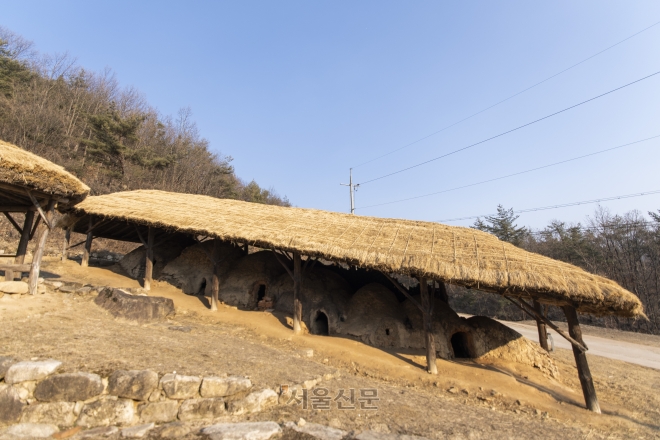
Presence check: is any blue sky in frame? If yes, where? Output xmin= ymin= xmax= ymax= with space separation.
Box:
xmin=3 ymin=1 xmax=660 ymax=228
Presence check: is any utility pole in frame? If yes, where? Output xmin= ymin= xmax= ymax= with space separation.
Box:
xmin=340 ymin=168 xmax=359 ymax=214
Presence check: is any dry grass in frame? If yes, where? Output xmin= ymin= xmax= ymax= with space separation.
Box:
xmin=0 ymin=139 xmax=89 ymax=202
xmin=60 ymin=190 xmax=644 ymax=318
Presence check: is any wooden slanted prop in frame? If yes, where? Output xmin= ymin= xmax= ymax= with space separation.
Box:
xmin=3 ymin=210 xmax=34 ymax=281
xmin=563 ymin=305 xmax=601 ymax=413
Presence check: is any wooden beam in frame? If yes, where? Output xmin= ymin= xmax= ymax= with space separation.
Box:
xmin=26 ymin=190 xmax=51 ymax=230
xmin=5 ymin=211 xmax=34 ymax=281
xmin=293 ymin=252 xmax=302 ymax=334
xmin=0 ymin=206 xmax=36 ymax=212
xmin=81 ymin=217 xmax=94 ymax=268
xmin=210 ymin=239 xmax=223 ymax=311
xmin=29 ymin=214 xmax=41 ymax=240
xmin=3 ymin=212 xmax=23 ymax=234
xmin=563 ymin=305 xmax=601 ymax=413
xmin=381 ymin=272 xmax=423 ymax=312
xmin=61 ymin=227 xmax=71 ymax=262
xmin=135 ymin=225 xmax=148 ymax=247
xmin=533 ymin=300 xmax=550 ymax=351
xmin=28 ymin=200 xmax=55 ymax=295
xmin=419 ymin=277 xmax=438 ymax=375
xmin=504 ymin=296 xmax=588 ymax=352
xmin=0 ymin=264 xmax=31 ymax=272
xmin=144 ymin=227 xmax=155 ymax=291
xmin=272 ymin=250 xmax=294 ymax=279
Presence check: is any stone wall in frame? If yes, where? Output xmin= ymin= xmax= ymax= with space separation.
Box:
xmin=0 ymin=357 xmax=277 ymax=438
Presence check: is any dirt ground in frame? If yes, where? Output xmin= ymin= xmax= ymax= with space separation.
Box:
xmin=1 ymin=257 xmax=659 ymax=439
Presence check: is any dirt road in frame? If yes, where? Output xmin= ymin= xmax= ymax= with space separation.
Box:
xmin=498 ymin=320 xmax=660 ymax=370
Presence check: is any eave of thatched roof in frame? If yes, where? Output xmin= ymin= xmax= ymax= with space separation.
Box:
xmin=0 ymin=140 xmax=90 ymax=207
xmin=60 ymin=189 xmax=644 ymax=318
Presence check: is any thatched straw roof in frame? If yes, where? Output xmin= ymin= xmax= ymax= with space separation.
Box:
xmin=0 ymin=140 xmax=90 ymax=205
xmin=61 ymin=190 xmax=643 ymax=317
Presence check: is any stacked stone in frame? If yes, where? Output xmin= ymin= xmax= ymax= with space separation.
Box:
xmin=0 ymin=357 xmax=278 ymax=438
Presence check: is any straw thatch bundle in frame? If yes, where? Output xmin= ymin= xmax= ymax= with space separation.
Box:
xmin=0 ymin=140 xmax=89 ymax=203
xmin=62 ymin=190 xmax=643 ymax=317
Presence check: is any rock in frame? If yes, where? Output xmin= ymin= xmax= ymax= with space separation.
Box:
xmin=227 ymin=389 xmax=278 ymax=415
xmin=200 ymin=422 xmax=282 ymax=440
xmin=34 ymin=372 xmax=104 ymax=402
xmin=177 ymin=397 xmax=226 ymax=421
xmin=0 ymin=356 xmax=15 ymax=380
xmin=148 ymin=389 xmax=161 ymax=402
xmin=108 ymin=370 xmax=159 ymax=401
xmin=75 ymin=426 xmax=119 ymax=438
xmin=4 ymin=359 xmax=62 ymax=384
xmin=76 ymin=287 xmax=92 ymax=295
xmin=447 ymin=387 xmax=458 ymax=394
xmin=45 ymin=280 xmax=63 ymax=289
xmin=304 ymin=349 xmax=314 ymax=357
xmin=0 ymin=386 xmax=24 ymax=424
xmin=58 ymin=285 xmax=77 ymax=293
xmin=76 ymin=396 xmax=135 ymax=428
xmin=139 ymin=401 xmax=179 ymax=424
xmin=153 ymin=422 xmax=190 ymax=439
xmin=120 ymin=423 xmax=154 ymax=438
xmin=200 ymin=376 xmax=252 ymax=398
xmin=284 ymin=421 xmax=346 ymax=440
xmin=94 ymin=288 xmax=175 ymax=324
xmin=0 ymin=281 xmax=28 ymax=294
xmin=21 ymin=401 xmax=76 ymax=426
xmin=1 ymin=423 xmax=58 ymax=438
xmin=160 ymin=374 xmax=201 ymax=399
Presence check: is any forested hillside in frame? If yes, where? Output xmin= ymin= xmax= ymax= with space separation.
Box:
xmin=454 ymin=206 xmax=660 ymax=335
xmin=0 ymin=27 xmax=289 ymax=205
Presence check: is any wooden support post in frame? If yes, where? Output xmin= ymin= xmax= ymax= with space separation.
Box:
xmin=419 ymin=277 xmax=438 ymax=375
xmin=81 ymin=217 xmax=94 ymax=267
xmin=61 ymin=227 xmax=71 ymax=262
xmin=144 ymin=227 xmax=155 ymax=291
xmin=28 ymin=200 xmax=54 ymax=295
xmin=5 ymin=211 xmax=34 ymax=281
xmin=562 ymin=305 xmax=601 ymax=413
xmin=533 ymin=300 xmax=549 ymax=351
xmin=293 ymin=252 xmax=302 ymax=334
xmin=210 ymin=239 xmax=222 ymax=311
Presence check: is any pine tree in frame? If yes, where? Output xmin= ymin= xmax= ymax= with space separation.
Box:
xmin=81 ymin=106 xmax=146 ymax=176
xmin=473 ymin=205 xmax=528 ymax=245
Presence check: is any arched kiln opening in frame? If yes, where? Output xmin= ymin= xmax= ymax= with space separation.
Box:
xmin=198 ymin=278 xmax=207 ymax=296
xmin=450 ymin=331 xmax=473 ymax=358
xmin=252 ymin=282 xmax=269 ymax=308
xmin=311 ymin=311 xmax=329 ymax=336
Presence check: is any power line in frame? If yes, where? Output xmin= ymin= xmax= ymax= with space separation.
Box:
xmin=437 ymin=189 xmax=660 ymax=223
xmin=351 ymin=20 xmax=660 ymax=169
xmin=355 ymin=134 xmax=660 ymax=210
xmin=358 ymin=70 xmax=660 ymax=186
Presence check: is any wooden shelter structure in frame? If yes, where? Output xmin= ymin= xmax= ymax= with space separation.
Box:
xmin=59 ymin=189 xmax=645 ymax=413
xmin=0 ymin=140 xmax=89 ymax=294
